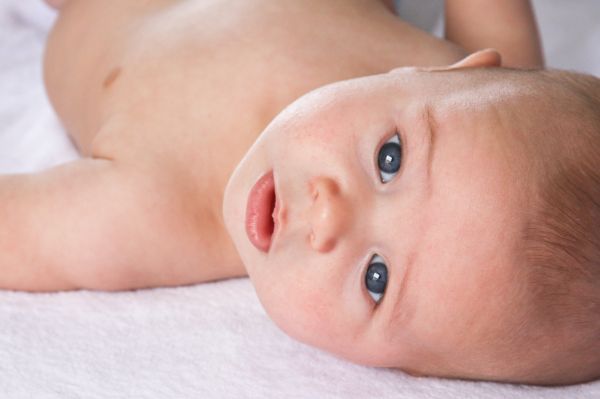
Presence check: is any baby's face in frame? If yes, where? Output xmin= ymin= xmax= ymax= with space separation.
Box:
xmin=223 ymin=67 xmax=540 ymax=380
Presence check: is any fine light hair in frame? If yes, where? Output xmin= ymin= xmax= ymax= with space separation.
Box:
xmin=518 ymin=69 xmax=600 ymax=383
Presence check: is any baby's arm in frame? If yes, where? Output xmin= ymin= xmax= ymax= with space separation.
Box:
xmin=444 ymin=0 xmax=544 ymax=68
xmin=0 ymin=159 xmax=200 ymax=291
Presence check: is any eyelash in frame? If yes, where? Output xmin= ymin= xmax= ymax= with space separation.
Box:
xmin=363 ymin=133 xmax=401 ymax=305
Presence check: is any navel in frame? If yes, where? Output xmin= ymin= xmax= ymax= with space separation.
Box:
xmin=102 ymin=67 xmax=122 ymax=89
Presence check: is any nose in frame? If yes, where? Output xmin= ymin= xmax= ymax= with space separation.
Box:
xmin=307 ymin=177 xmax=351 ymax=252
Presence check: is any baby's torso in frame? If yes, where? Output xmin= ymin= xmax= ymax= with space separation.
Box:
xmin=44 ymin=0 xmax=463 ymax=272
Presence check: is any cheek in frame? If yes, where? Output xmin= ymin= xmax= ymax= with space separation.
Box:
xmin=269 ymin=122 xmax=348 ymax=171
xmin=251 ymin=258 xmax=345 ymax=346
xmin=255 ymin=276 xmax=324 ymax=343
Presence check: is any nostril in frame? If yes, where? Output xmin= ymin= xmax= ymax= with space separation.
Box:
xmin=310 ymin=177 xmax=337 ymax=202
xmin=310 ymin=184 xmax=318 ymax=201
xmin=310 ymin=233 xmax=335 ymax=252
xmin=306 ymin=176 xmax=349 ymax=251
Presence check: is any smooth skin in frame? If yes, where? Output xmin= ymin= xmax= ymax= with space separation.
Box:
xmin=1 ymin=0 xmax=559 ymax=385
xmin=222 ymin=50 xmax=562 ymax=383
xmin=0 ymin=0 xmax=542 ymax=291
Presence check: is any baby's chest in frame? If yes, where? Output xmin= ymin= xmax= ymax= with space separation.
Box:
xmin=88 ymin=0 xmax=439 ymax=189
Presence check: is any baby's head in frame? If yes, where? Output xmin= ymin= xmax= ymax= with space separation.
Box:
xmin=222 ymin=51 xmax=600 ymax=385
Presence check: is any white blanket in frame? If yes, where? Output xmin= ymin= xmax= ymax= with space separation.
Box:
xmin=1 ymin=1 xmax=599 ymax=398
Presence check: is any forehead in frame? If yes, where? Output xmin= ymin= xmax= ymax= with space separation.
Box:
xmin=279 ymin=68 xmax=537 ymax=130
xmin=390 ymin=105 xmax=532 ymax=361
xmin=368 ymin=70 xmax=533 ymax=349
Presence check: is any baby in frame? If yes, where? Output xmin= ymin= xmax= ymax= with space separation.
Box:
xmin=2 ymin=0 xmax=599 ymax=386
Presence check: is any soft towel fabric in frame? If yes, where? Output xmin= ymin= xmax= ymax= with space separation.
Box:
xmin=1 ymin=1 xmax=599 ymax=398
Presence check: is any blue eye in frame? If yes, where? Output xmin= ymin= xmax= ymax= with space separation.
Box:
xmin=365 ymin=254 xmax=388 ymax=303
xmin=377 ymin=134 xmax=402 ymax=183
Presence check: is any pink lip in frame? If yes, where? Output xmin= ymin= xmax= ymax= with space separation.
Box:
xmin=245 ymin=171 xmax=278 ymax=252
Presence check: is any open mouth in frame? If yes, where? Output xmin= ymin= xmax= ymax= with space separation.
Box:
xmin=245 ymin=171 xmax=276 ymax=252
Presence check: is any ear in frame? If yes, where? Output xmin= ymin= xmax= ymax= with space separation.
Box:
xmin=447 ymin=49 xmax=502 ymax=70
xmin=388 ymin=49 xmax=502 ymax=74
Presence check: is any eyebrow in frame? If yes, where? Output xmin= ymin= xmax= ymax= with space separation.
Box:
xmin=385 ymin=249 xmax=417 ymax=331
xmin=383 ymin=107 xmax=436 ymax=330
xmin=422 ymin=104 xmax=438 ymax=186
